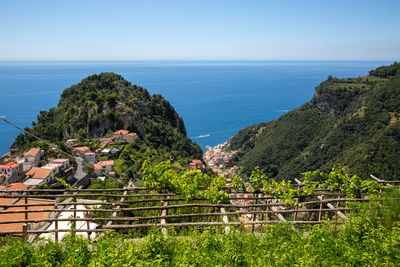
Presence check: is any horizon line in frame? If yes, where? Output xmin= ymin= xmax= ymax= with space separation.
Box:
xmin=0 ymin=59 xmax=396 ymax=62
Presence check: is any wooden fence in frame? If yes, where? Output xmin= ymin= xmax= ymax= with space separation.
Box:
xmin=0 ymin=178 xmax=397 ymax=242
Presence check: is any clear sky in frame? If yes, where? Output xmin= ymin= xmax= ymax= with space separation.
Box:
xmin=0 ymin=0 xmax=399 ymax=60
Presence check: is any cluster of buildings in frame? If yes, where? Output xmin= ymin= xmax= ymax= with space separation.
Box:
xmin=0 ymin=148 xmax=72 ymax=190
xmin=189 ymin=159 xmax=204 ymax=170
xmin=0 ymin=130 xmax=139 ymax=239
xmin=67 ymin=129 xmax=140 ymax=180
xmin=203 ymin=141 xmax=237 ymax=178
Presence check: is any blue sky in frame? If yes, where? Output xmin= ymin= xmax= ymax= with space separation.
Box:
xmin=0 ymin=0 xmax=399 ymax=60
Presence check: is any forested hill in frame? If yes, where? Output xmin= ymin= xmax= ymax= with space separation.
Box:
xmin=228 ymin=62 xmax=400 ymax=180
xmin=12 ymin=73 xmax=202 ymax=160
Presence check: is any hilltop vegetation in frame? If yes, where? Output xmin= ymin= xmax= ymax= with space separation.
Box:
xmin=12 ymin=73 xmax=202 ymax=175
xmin=228 ymin=62 xmax=400 ymax=180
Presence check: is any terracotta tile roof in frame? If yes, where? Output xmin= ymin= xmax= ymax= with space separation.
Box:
xmin=0 ymin=185 xmax=6 ymax=191
xmin=74 ymin=146 xmax=90 ymax=152
xmin=0 ymin=198 xmax=55 ymax=235
xmin=127 ymin=133 xmax=136 ymax=136
xmin=25 ymin=167 xmax=52 ymax=179
xmin=7 ymin=183 xmax=30 ymax=191
xmin=114 ymin=130 xmax=129 ymax=135
xmin=94 ymin=161 xmax=114 ymax=170
xmin=192 ymin=159 xmax=202 ymax=164
xmin=0 ymin=161 xmax=20 ymax=169
xmin=24 ymin=147 xmax=40 ymax=157
xmin=94 ymin=163 xmax=102 ymax=170
xmin=85 ymin=152 xmax=95 ymax=156
xmin=0 ymin=197 xmax=15 ymax=205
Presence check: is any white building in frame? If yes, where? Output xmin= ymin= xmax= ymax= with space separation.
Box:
xmin=22 ymin=148 xmax=42 ymax=171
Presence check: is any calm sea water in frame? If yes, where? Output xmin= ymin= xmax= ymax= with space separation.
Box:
xmin=0 ymin=60 xmax=392 ymax=155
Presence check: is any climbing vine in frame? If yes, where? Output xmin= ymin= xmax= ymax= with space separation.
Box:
xmin=141 ymin=160 xmax=228 ymax=203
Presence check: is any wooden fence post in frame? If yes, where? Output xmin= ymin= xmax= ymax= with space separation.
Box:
xmin=220 ymin=207 xmax=230 ymax=234
xmin=318 ymin=195 xmax=325 ymax=228
xmin=251 ymin=195 xmax=257 ymax=233
xmin=73 ymin=196 xmax=77 ymax=230
xmin=86 ymin=211 xmax=91 ymax=240
xmin=160 ymin=196 xmax=169 ymax=236
xmin=54 ymin=204 xmax=58 ymax=242
xmin=293 ymin=205 xmax=298 ymax=229
xmin=24 ymin=197 xmax=28 ymax=221
xmin=22 ymin=223 xmax=28 ymax=240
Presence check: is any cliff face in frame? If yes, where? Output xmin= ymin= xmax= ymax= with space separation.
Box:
xmin=13 ymin=73 xmax=202 ymax=159
xmin=228 ymin=63 xmax=400 ymax=180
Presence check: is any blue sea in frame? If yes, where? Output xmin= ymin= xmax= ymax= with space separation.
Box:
xmin=0 ymin=60 xmax=392 ymax=155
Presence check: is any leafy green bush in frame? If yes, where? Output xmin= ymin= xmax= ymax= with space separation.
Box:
xmin=1 ymin=211 xmax=400 ymax=266
xmin=141 ymin=160 xmax=228 ymax=203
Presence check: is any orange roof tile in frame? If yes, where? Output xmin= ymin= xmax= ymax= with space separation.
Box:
xmin=127 ymin=133 xmax=136 ymax=136
xmin=94 ymin=163 xmax=102 ymax=170
xmin=24 ymin=147 xmax=40 ymax=157
xmin=74 ymin=146 xmax=90 ymax=152
xmin=0 ymin=197 xmax=15 ymax=205
xmin=7 ymin=183 xmax=30 ymax=191
xmin=0 ymin=161 xmax=20 ymax=169
xmin=25 ymin=167 xmax=52 ymax=179
xmin=114 ymin=130 xmax=129 ymax=135
xmin=0 ymin=198 xmax=55 ymax=235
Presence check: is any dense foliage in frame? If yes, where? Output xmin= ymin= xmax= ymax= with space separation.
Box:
xmin=369 ymin=61 xmax=400 ymax=78
xmin=231 ymin=167 xmax=381 ymax=207
xmin=228 ymin=63 xmax=400 ymax=180
xmin=2 ymin=200 xmax=400 ymax=266
xmin=142 ymin=160 xmax=228 ymax=203
xmin=11 ymin=73 xmax=202 ymax=174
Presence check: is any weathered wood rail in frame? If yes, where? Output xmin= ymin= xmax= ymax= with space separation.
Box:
xmin=0 ymin=178 xmax=397 ymax=242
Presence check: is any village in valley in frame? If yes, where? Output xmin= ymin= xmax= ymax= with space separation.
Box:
xmin=203 ymin=141 xmax=238 ymax=181
xmin=0 ymin=129 xmax=143 ymax=238
xmin=0 ymin=127 xmax=241 ymax=239
xmin=0 ymin=129 xmax=139 ymax=192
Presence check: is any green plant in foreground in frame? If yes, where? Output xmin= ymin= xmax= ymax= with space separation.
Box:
xmin=374 ymin=186 xmax=400 ymax=229
xmin=141 ymin=160 xmax=228 ymax=203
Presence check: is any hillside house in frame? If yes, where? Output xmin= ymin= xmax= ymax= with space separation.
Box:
xmin=42 ymin=159 xmax=71 ymax=178
xmin=126 ymin=133 xmax=139 ymax=143
xmin=100 ymin=137 xmax=114 ymax=146
xmin=84 ymin=152 xmax=95 ymax=163
xmin=94 ymin=160 xmax=114 ymax=176
xmin=189 ymin=159 xmax=204 ymax=170
xmin=113 ymin=130 xmax=129 ymax=140
xmin=6 ymin=182 xmax=30 ymax=191
xmin=25 ymin=167 xmax=53 ymax=183
xmin=101 ymin=148 xmax=111 ymax=156
xmin=72 ymin=146 xmax=90 ymax=157
xmin=22 ymin=148 xmax=42 ymax=171
xmin=0 ymin=162 xmax=23 ymax=185
xmin=23 ymin=178 xmax=45 ymax=187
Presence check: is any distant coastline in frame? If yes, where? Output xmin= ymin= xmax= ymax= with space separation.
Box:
xmin=0 ymin=60 xmax=392 ymax=155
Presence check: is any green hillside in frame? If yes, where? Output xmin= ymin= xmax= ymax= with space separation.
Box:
xmin=12 ymin=73 xmax=202 ymax=170
xmin=228 ymin=62 xmax=400 ymax=180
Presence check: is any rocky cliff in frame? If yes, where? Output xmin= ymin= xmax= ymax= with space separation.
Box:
xmin=228 ymin=62 xmax=400 ymax=180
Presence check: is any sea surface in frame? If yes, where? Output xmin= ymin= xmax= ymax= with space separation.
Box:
xmin=0 ymin=60 xmax=392 ymax=155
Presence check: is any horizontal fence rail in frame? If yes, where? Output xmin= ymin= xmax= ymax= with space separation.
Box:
xmin=0 ymin=180 xmax=398 ymax=242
